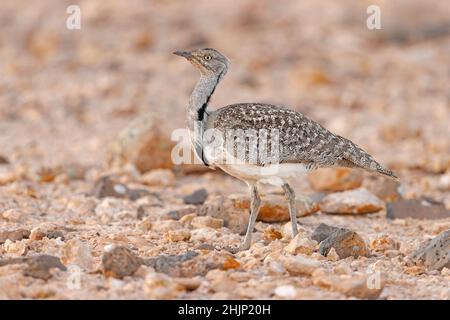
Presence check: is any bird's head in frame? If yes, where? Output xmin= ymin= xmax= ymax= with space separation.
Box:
xmin=173 ymin=48 xmax=230 ymax=78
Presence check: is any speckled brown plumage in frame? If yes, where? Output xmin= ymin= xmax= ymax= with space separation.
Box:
xmin=210 ymin=103 xmax=397 ymax=178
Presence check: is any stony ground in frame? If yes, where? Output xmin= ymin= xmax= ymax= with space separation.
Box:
xmin=0 ymin=0 xmax=449 ymax=299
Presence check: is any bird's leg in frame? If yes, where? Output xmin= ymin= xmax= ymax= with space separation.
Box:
xmin=230 ymin=183 xmax=261 ymax=253
xmin=282 ymin=183 xmax=298 ymax=237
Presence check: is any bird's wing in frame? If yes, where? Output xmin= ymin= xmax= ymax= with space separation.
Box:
xmin=209 ymin=103 xmax=344 ymax=167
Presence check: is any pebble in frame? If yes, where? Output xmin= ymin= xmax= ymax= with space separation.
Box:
xmin=144 ymin=251 xmax=199 ymax=277
xmin=4 ymin=239 xmax=28 ymax=255
xmin=365 ymin=178 xmax=402 ymax=202
xmin=30 ymin=223 xmax=65 ymax=241
xmin=164 ymin=229 xmax=191 ymax=242
xmin=145 ymin=272 xmax=184 ymax=299
xmin=387 ymin=199 xmax=450 ymax=220
xmin=183 ymin=188 xmax=208 ymax=205
xmin=1 ymin=209 xmax=26 ymax=222
xmin=23 ymin=255 xmax=67 ymax=280
xmin=281 ymin=254 xmax=322 ymax=276
xmin=320 ymin=188 xmax=384 ymax=215
xmin=408 ymin=229 xmax=449 ymax=270
xmin=0 ymin=229 xmax=30 ymax=244
xmin=312 ymin=268 xmax=383 ymax=299
xmin=320 ymin=229 xmax=368 ymax=259
xmin=274 ymin=285 xmax=297 ymax=299
xmin=91 ymin=176 xmax=150 ymax=201
xmin=108 ymin=113 xmax=175 ymax=173
xmin=312 ymin=223 xmax=368 ymax=259
xmin=369 ymin=235 xmax=399 ymax=253
xmin=284 ymin=233 xmax=318 ymax=255
xmin=206 ymin=269 xmax=238 ymax=293
xmin=60 ymin=239 xmax=94 ymax=271
xmin=140 ymin=169 xmax=175 ymax=186
xmin=191 ymin=216 xmax=224 ymax=229
xmin=308 ymin=168 xmax=363 ymax=192
xmin=102 ymin=246 xmax=143 ymax=278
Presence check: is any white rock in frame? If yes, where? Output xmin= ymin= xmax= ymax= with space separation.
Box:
xmin=274 ymin=285 xmax=297 ymax=299
xmin=281 ymin=254 xmax=322 ymax=276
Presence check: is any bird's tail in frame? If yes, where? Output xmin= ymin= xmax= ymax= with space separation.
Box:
xmin=339 ymin=137 xmax=398 ymax=181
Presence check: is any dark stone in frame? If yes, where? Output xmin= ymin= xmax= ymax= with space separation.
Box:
xmin=0 ymin=155 xmax=9 ymax=164
xmin=128 ymin=188 xmax=151 ymax=201
xmin=161 ymin=206 xmax=197 ymax=220
xmin=311 ymin=223 xmax=341 ymax=243
xmin=92 ymin=176 xmax=151 ymax=201
xmin=387 ymin=199 xmax=450 ymax=220
xmin=91 ymin=176 xmax=130 ymax=199
xmin=102 ymin=246 xmax=143 ymax=278
xmin=46 ymin=231 xmax=65 ymax=240
xmin=0 ymin=229 xmax=30 ymax=244
xmin=183 ymin=188 xmax=208 ymax=205
xmin=23 ymin=255 xmax=67 ymax=280
xmin=144 ymin=251 xmax=198 ymax=272
xmin=312 ymin=223 xmax=369 ymax=259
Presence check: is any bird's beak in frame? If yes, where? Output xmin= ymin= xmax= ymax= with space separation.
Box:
xmin=173 ymin=50 xmax=192 ymax=59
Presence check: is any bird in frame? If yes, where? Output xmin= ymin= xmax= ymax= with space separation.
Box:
xmin=173 ymin=48 xmax=397 ymax=252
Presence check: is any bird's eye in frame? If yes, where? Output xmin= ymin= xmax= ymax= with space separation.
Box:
xmin=204 ymin=55 xmax=212 ymax=60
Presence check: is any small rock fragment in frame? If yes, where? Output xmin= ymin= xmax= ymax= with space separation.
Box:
xmin=23 ymin=255 xmax=67 ymax=280
xmin=108 ymin=113 xmax=175 ymax=173
xmin=326 ymin=248 xmax=340 ymax=261
xmin=408 ymin=230 xmax=450 ymax=271
xmin=102 ymin=246 xmax=143 ymax=278
xmin=223 ymin=256 xmax=240 ymax=270
xmin=312 ymin=268 xmax=383 ymax=299
xmin=140 ymin=169 xmax=175 ymax=186
xmin=264 ymin=226 xmax=283 ymax=242
xmin=366 ymin=178 xmax=402 ymax=202
xmin=60 ymin=239 xmax=94 ymax=270
xmin=91 ymin=176 xmax=129 ymax=199
xmin=206 ymin=269 xmax=238 ymax=293
xmin=174 ymin=277 xmax=202 ymax=291
xmin=4 ymin=239 xmax=28 ymax=255
xmin=319 ymin=227 xmax=368 ymax=259
xmin=312 ymin=224 xmax=368 ymax=259
xmin=1 ymin=209 xmax=25 ymax=222
xmin=161 ymin=206 xmax=197 ymax=220
xmin=164 ymin=229 xmax=191 ymax=242
xmin=144 ymin=251 xmax=199 ymax=277
xmin=311 ymin=223 xmax=341 ymax=243
xmin=91 ymin=176 xmax=149 ymax=200
xmin=191 ymin=216 xmax=224 ymax=229
xmin=369 ymin=235 xmax=399 ymax=253
xmin=183 ymin=188 xmax=208 ymax=205
xmin=284 ymin=233 xmax=318 ymax=255
xmin=387 ymin=199 xmax=450 ymax=220
xmin=308 ymin=168 xmax=363 ymax=192
xmin=320 ymin=188 xmax=384 ymax=215
xmin=145 ymin=273 xmax=184 ymax=299
xmin=281 ymin=254 xmax=321 ymax=276
xmin=0 ymin=229 xmax=30 ymax=244
xmin=274 ymin=285 xmax=297 ymax=299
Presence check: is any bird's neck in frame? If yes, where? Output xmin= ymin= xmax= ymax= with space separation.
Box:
xmin=188 ymin=73 xmax=220 ymax=124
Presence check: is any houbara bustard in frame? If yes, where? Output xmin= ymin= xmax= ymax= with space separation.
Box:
xmin=174 ymin=48 xmax=397 ymax=252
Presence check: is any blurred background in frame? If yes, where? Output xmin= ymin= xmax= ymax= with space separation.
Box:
xmin=0 ymin=0 xmax=449 ymax=195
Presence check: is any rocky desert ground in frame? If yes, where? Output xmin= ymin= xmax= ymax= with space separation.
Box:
xmin=0 ymin=0 xmax=449 ymax=299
